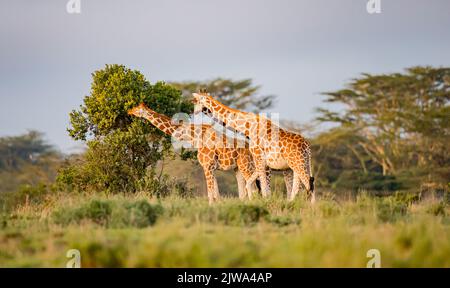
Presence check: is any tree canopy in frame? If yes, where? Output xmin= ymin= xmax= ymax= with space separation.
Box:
xmin=315 ymin=66 xmax=449 ymax=190
xmin=0 ymin=130 xmax=54 ymax=171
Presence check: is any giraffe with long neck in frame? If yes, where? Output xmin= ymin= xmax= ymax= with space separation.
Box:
xmin=192 ymin=92 xmax=315 ymax=203
xmin=128 ymin=103 xmax=259 ymax=203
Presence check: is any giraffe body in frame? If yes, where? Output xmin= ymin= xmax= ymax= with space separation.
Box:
xmin=128 ymin=103 xmax=259 ymax=203
xmin=193 ymin=93 xmax=315 ymax=203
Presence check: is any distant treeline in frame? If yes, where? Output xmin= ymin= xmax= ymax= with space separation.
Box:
xmin=0 ymin=65 xmax=448 ymax=201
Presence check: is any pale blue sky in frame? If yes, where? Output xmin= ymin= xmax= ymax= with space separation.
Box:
xmin=1 ymin=0 xmax=449 ymax=152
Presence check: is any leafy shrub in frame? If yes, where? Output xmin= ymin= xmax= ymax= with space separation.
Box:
xmin=121 ymin=200 xmax=164 ymax=228
xmin=0 ymin=183 xmax=53 ymax=212
xmin=375 ymin=197 xmax=408 ymax=223
xmin=218 ymin=203 xmax=269 ymax=226
xmin=76 ymin=241 xmax=129 ymax=268
xmin=426 ymin=202 xmax=447 ymax=217
xmin=84 ymin=200 xmax=112 ymax=225
xmin=317 ymin=200 xmax=341 ymax=218
xmin=139 ymin=173 xmax=193 ymax=199
xmin=332 ymin=171 xmax=403 ymax=191
xmin=267 ymin=215 xmax=301 ymax=227
xmin=393 ymin=192 xmax=421 ymax=206
xmin=52 ymin=199 xmax=163 ymax=228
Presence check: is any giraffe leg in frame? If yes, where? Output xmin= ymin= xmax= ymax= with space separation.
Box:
xmin=298 ymin=171 xmax=315 ymax=204
xmin=286 ymin=150 xmax=315 ymax=203
xmin=203 ymin=166 xmax=219 ymax=204
xmin=258 ymin=169 xmax=271 ymax=198
xmin=245 ymin=172 xmax=260 ymax=200
xmin=235 ymin=170 xmax=247 ymax=200
xmin=283 ymin=169 xmax=293 ymax=199
xmin=236 ymin=151 xmax=258 ymax=199
xmin=265 ymin=167 xmax=272 ymax=197
xmin=288 ymin=172 xmax=301 ymax=201
xmin=246 ymin=165 xmax=270 ymax=198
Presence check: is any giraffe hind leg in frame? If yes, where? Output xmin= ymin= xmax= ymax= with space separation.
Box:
xmin=309 ymin=176 xmax=316 ymax=203
xmin=288 ymin=172 xmax=301 ymax=201
xmin=298 ymin=172 xmax=315 ymax=204
xmin=283 ymin=169 xmax=293 ymax=199
xmin=255 ymin=179 xmax=261 ymax=192
xmin=245 ymin=172 xmax=259 ymax=200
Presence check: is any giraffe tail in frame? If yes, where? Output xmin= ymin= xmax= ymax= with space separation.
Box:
xmin=306 ymin=145 xmax=314 ymax=193
xmin=309 ymin=176 xmax=315 ymax=192
xmin=306 ymin=143 xmax=316 ymax=203
xmin=255 ymin=179 xmax=261 ymax=192
xmin=305 ymin=149 xmax=314 ymax=193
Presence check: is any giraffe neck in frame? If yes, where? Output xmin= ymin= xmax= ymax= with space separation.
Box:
xmin=136 ymin=108 xmax=180 ymax=136
xmin=136 ymin=106 xmax=202 ymax=145
xmin=201 ymin=96 xmax=264 ymax=137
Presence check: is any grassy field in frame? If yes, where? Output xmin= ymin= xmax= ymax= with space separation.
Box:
xmin=0 ymin=190 xmax=449 ymax=268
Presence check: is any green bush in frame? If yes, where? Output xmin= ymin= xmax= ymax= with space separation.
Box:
xmin=52 ymin=199 xmax=163 ymax=228
xmin=393 ymin=191 xmax=421 ymax=206
xmin=85 ymin=200 xmax=112 ymax=225
xmin=0 ymin=183 xmax=53 ymax=212
xmin=218 ymin=203 xmax=269 ymax=226
xmin=138 ymin=173 xmax=193 ymax=199
xmin=122 ymin=200 xmax=164 ymax=228
xmin=267 ymin=215 xmax=301 ymax=227
xmin=375 ymin=197 xmax=408 ymax=223
xmin=317 ymin=200 xmax=341 ymax=218
xmin=426 ymin=202 xmax=447 ymax=217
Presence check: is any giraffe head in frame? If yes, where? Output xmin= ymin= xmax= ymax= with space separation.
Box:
xmin=192 ymin=91 xmax=212 ymax=115
xmin=127 ymin=103 xmax=148 ymax=118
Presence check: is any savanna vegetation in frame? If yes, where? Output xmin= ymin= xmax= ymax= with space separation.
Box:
xmin=0 ymin=65 xmax=448 ymax=267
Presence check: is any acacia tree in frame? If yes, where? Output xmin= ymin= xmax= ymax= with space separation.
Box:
xmin=63 ymin=64 xmax=192 ymax=193
xmin=317 ymin=66 xmax=449 ymax=183
xmin=0 ymin=130 xmax=54 ymax=170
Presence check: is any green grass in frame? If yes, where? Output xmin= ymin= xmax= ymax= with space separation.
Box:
xmin=0 ymin=191 xmax=449 ymax=267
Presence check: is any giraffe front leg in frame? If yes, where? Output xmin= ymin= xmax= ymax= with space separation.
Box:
xmin=258 ymin=168 xmax=271 ymax=198
xmin=239 ymin=170 xmax=259 ymax=200
xmin=283 ymin=169 xmax=293 ymax=199
xmin=235 ymin=170 xmax=247 ymax=200
xmin=203 ymin=167 xmax=219 ymax=204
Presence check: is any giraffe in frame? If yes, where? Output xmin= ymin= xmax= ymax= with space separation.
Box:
xmin=192 ymin=92 xmax=315 ymax=203
xmin=198 ymin=101 xmax=295 ymax=200
xmin=127 ymin=103 xmax=259 ymax=204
